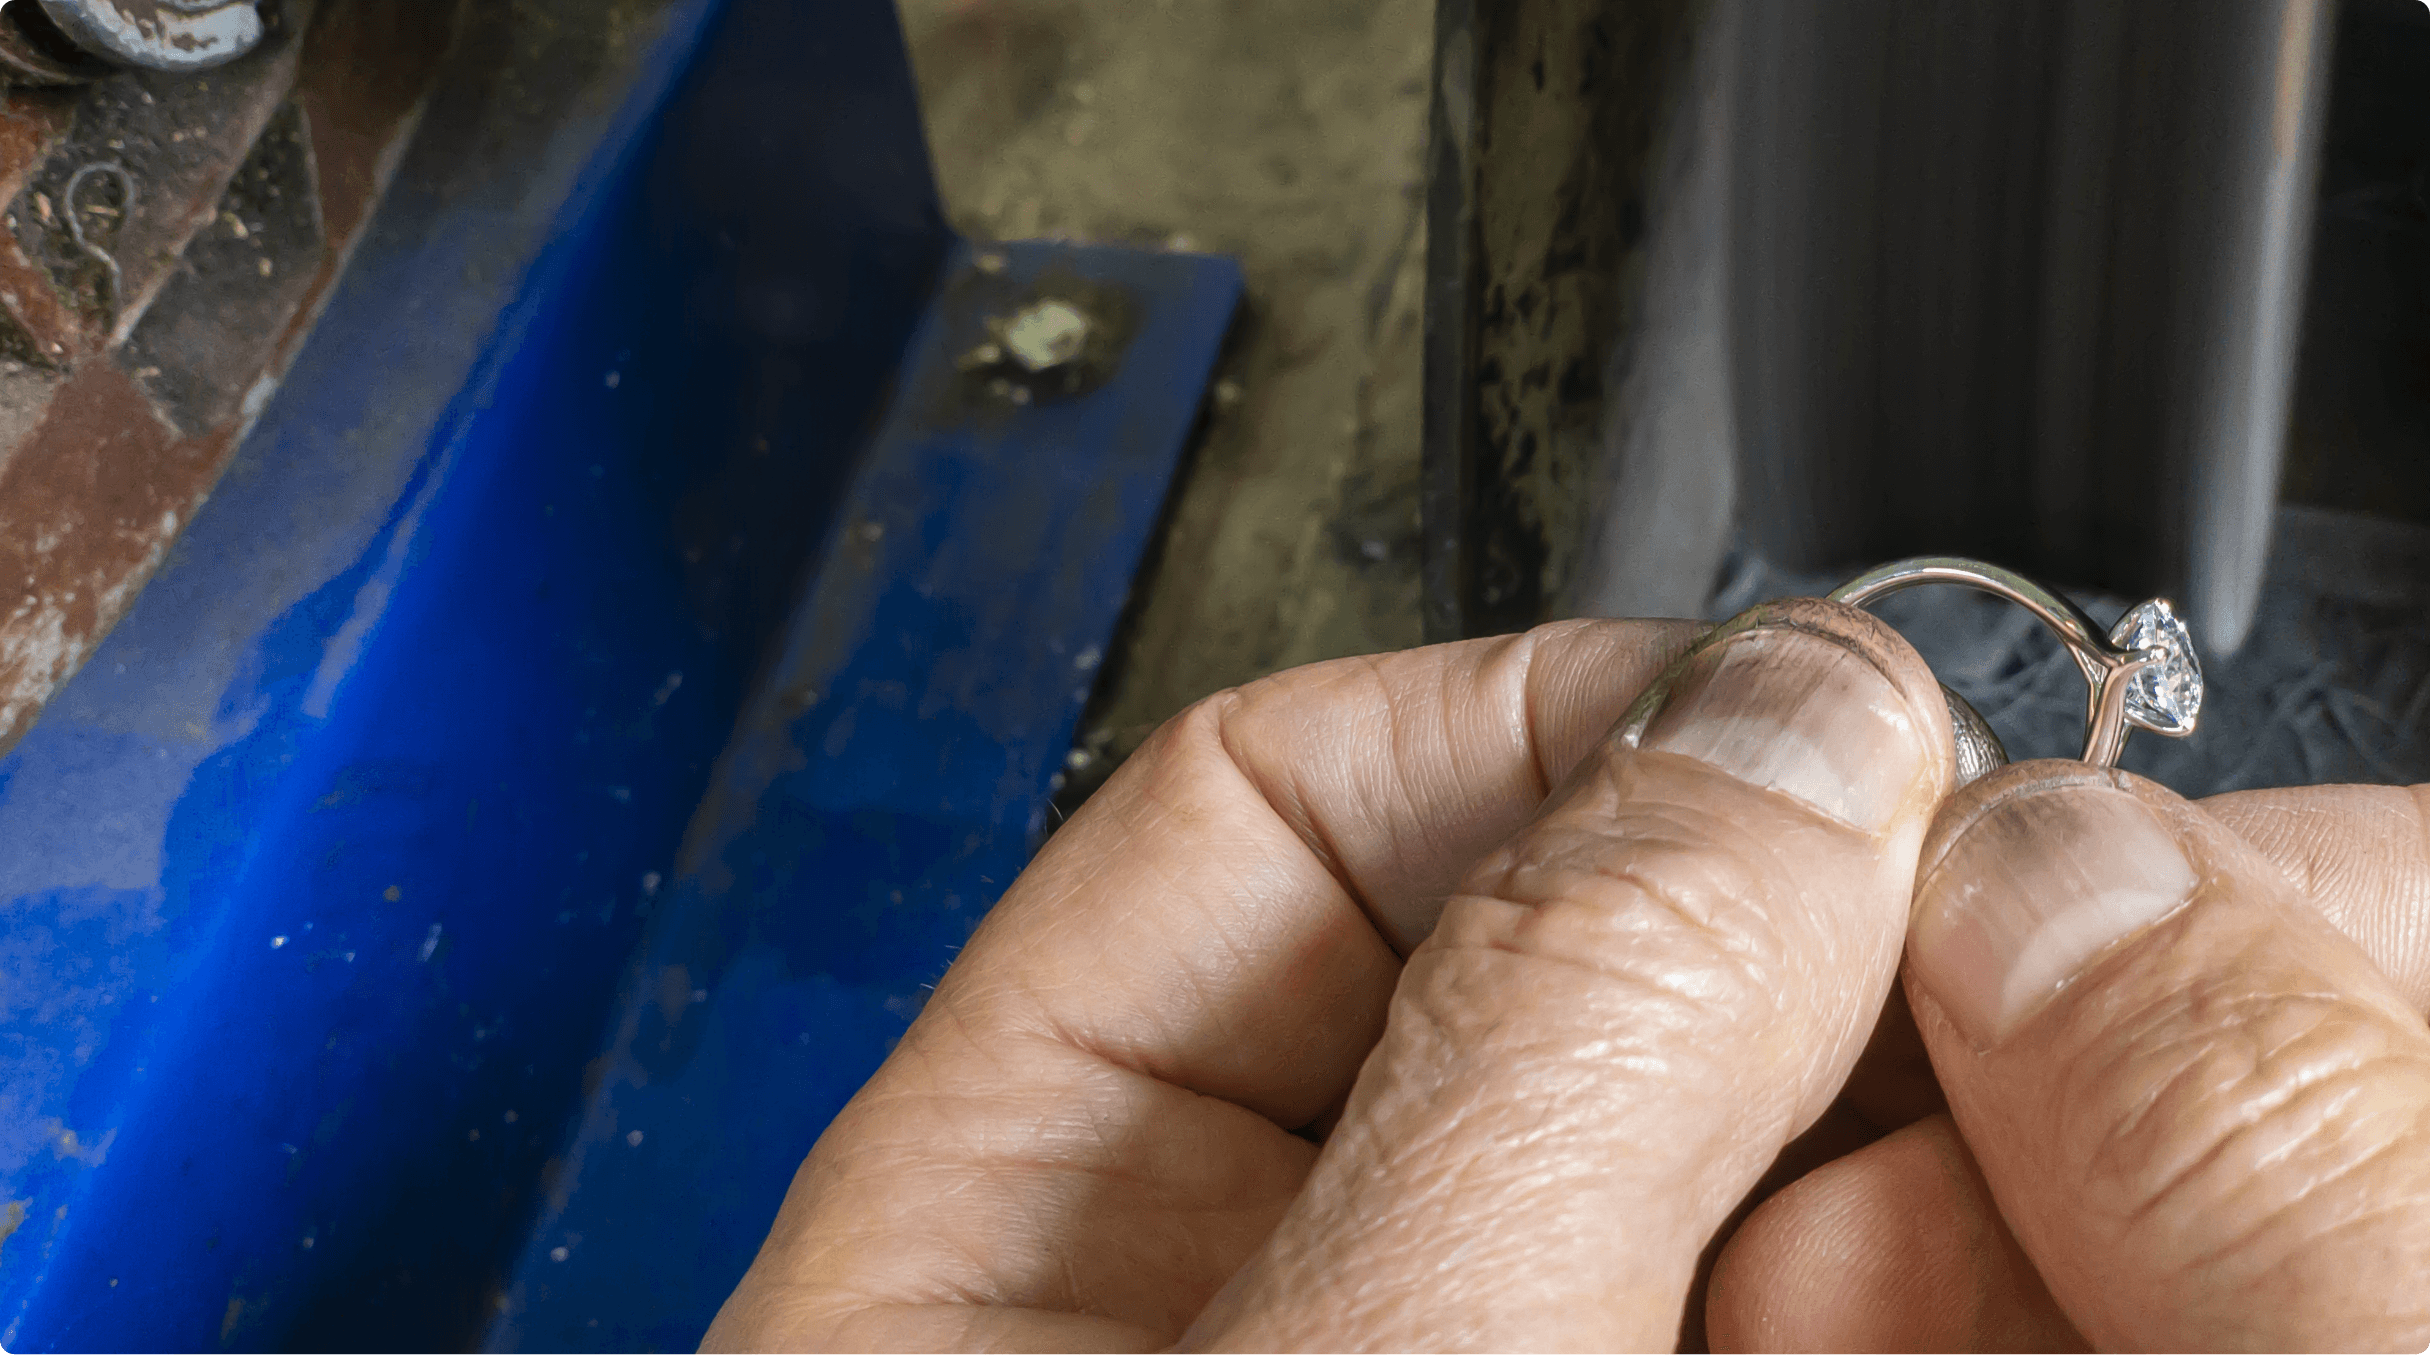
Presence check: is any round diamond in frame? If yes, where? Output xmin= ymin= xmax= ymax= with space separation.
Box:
xmin=2108 ymin=599 xmax=2202 ymax=735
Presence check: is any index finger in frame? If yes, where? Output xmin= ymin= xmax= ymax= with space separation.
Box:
xmin=708 ymin=619 xmax=1699 ymax=1348
xmin=981 ymin=615 xmax=1703 ymax=1123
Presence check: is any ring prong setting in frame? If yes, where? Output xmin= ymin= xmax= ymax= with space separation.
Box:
xmin=2108 ymin=598 xmax=2203 ymax=738
xmin=1828 ymin=557 xmax=2207 ymax=769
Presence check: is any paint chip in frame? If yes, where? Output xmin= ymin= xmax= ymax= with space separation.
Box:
xmin=270 ymin=936 xmax=287 ymax=948
xmin=383 ymin=885 xmax=401 ymax=902
xmin=625 ymin=1130 xmax=643 ymax=1147
xmin=241 ymin=375 xmax=279 ymax=419
xmin=550 ymin=1246 xmax=569 ymax=1263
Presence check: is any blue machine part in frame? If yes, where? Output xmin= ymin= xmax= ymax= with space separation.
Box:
xmin=487 ymin=240 xmax=1243 ymax=1352
xmin=0 ymin=0 xmax=1240 ymax=1348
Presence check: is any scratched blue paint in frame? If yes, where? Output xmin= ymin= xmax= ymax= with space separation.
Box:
xmin=0 ymin=0 xmax=958 ymax=1348
xmin=485 ymin=241 xmax=1244 ymax=1352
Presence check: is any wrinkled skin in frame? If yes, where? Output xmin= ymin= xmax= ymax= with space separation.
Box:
xmin=704 ymin=607 xmax=2430 ymax=1352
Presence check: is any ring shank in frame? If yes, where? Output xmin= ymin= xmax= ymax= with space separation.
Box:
xmin=1827 ymin=556 xmax=2149 ymax=767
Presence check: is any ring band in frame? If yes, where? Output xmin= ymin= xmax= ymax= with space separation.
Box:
xmin=1829 ymin=556 xmax=2204 ymax=769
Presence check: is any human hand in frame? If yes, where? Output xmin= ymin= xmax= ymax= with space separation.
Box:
xmin=1715 ymin=758 xmax=2430 ymax=1350
xmin=703 ymin=600 xmax=2430 ymax=1351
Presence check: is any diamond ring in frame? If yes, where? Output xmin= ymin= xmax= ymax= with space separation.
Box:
xmin=1829 ymin=556 xmax=2203 ymax=776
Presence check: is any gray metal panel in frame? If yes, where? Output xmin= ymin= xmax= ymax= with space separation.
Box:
xmin=1727 ymin=0 xmax=2332 ymax=654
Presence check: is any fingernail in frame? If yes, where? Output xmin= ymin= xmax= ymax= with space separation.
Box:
xmin=1910 ymin=783 xmax=2197 ymax=1046
xmin=1635 ymin=624 xmax=1927 ymax=832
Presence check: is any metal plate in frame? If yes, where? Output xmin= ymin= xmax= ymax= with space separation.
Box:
xmin=0 ymin=0 xmax=942 ymax=1345
xmin=0 ymin=0 xmax=1239 ymax=1344
xmin=483 ymin=237 xmax=1242 ymax=1354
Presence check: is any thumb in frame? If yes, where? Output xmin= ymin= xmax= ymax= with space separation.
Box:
xmin=1183 ymin=598 xmax=1955 ymax=1351
xmin=1907 ymin=761 xmax=2430 ymax=1351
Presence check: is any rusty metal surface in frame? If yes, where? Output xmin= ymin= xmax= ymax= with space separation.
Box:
xmin=0 ymin=2 xmax=117 ymax=85
xmin=0 ymin=0 xmax=448 ymax=749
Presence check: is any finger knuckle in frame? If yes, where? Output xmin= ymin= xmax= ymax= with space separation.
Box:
xmin=1417 ymin=795 xmax=1831 ymax=1065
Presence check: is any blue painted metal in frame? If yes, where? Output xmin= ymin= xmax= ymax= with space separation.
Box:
xmin=0 ymin=0 xmax=994 ymax=1346
xmin=486 ymin=240 xmax=1244 ymax=1353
